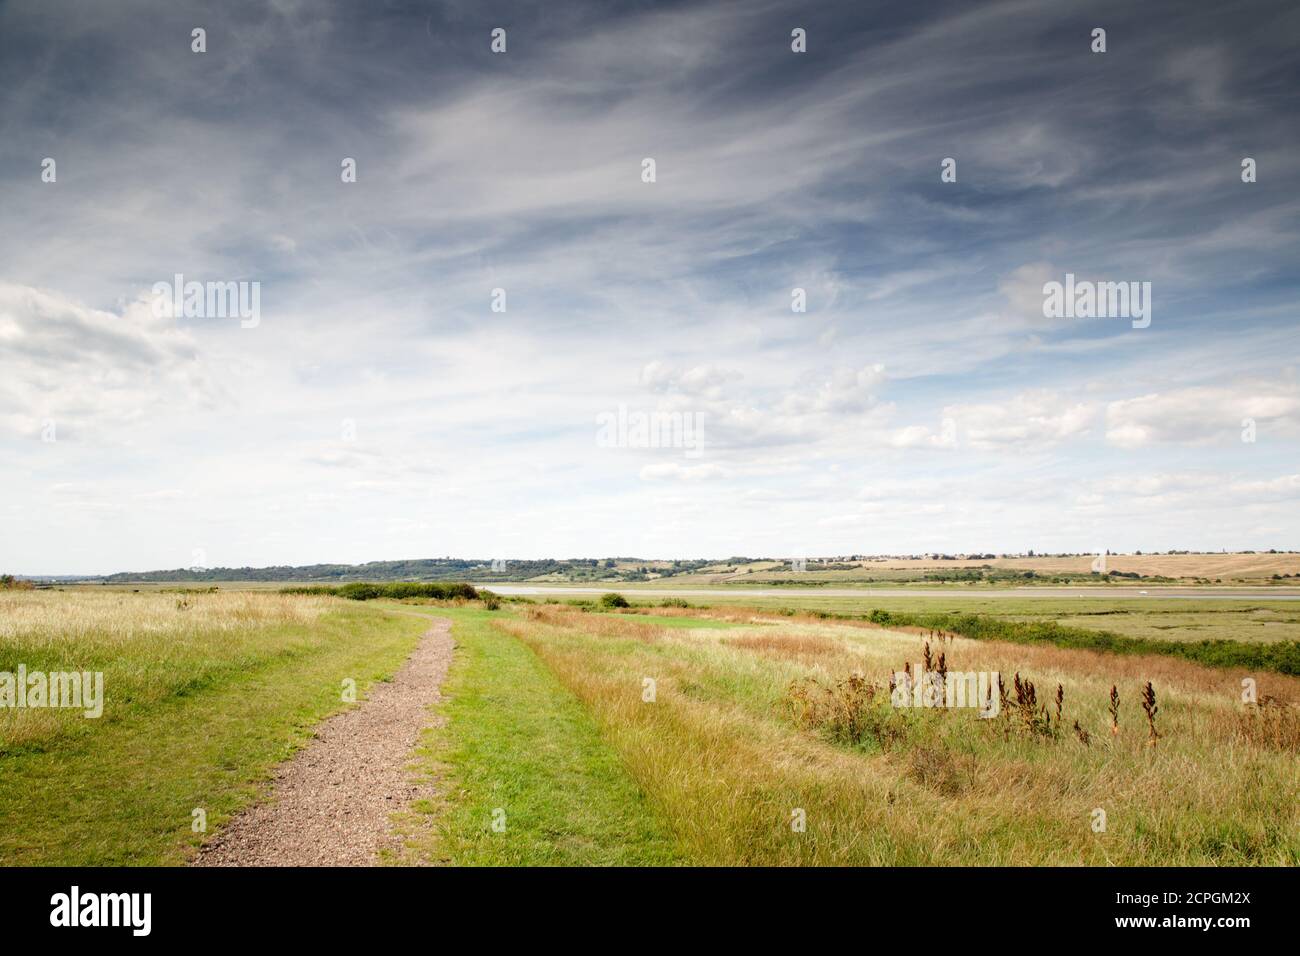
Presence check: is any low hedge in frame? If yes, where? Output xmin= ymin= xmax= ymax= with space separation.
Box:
xmin=281 ymin=581 xmax=480 ymax=601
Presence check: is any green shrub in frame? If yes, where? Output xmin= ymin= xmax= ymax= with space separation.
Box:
xmin=336 ymin=582 xmax=383 ymax=601
xmin=599 ymin=592 xmax=630 ymax=609
xmin=280 ymin=581 xmax=479 ymax=602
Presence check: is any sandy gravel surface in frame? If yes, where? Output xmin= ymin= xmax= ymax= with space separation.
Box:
xmin=193 ymin=618 xmax=452 ymax=867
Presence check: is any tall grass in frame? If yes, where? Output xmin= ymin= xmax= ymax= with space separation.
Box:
xmin=1 ymin=590 xmax=429 ymax=864
xmin=493 ymin=606 xmax=1298 ymax=864
xmin=0 ymin=590 xmax=335 ymax=751
xmin=863 ymin=609 xmax=1300 ymax=674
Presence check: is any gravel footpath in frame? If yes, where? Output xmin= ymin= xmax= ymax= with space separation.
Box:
xmin=193 ymin=618 xmax=453 ymax=867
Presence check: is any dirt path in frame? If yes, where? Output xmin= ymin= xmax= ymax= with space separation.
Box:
xmin=193 ymin=617 xmax=452 ymax=867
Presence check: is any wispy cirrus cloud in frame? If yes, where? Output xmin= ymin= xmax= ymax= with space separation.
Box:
xmin=1 ymin=0 xmax=1298 ymax=572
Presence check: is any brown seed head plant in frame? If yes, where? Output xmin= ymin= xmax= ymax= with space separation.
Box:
xmin=1012 ymin=673 xmax=1052 ymax=737
xmin=889 ymin=661 xmax=913 ymax=699
xmin=1142 ymin=681 xmax=1159 ymax=744
xmin=786 ymin=673 xmax=889 ymax=748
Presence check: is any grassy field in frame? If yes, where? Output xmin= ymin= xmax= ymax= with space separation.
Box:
xmin=0 ymin=589 xmax=429 ymax=865
xmin=603 ymin=592 xmax=1300 ymax=646
xmin=582 ymin=552 xmax=1300 ymax=586
xmin=4 ymin=588 xmax=1296 ymax=866
xmin=424 ymin=602 xmax=1297 ymax=865
xmin=391 ymin=597 xmax=1297 ymax=866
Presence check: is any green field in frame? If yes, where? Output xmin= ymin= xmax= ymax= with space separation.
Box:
xmin=603 ymin=592 xmax=1300 ymax=645
xmin=3 ymin=586 xmax=1296 ymax=866
xmin=405 ymin=600 xmax=1298 ymax=865
xmin=0 ymin=590 xmax=429 ymax=865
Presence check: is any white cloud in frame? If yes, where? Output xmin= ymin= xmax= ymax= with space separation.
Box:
xmin=640 ymin=361 xmax=741 ymax=399
xmin=781 ymin=365 xmax=887 ymax=417
xmin=1105 ymin=386 xmax=1300 ymax=447
xmin=944 ymin=391 xmax=1096 ymax=450
xmin=0 ymin=283 xmax=216 ymax=439
xmin=2 ymin=1 xmax=1298 ymax=571
xmin=639 ymin=462 xmax=728 ymax=481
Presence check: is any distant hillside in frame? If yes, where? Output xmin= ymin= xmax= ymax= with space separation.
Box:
xmin=40 ymin=550 xmax=1300 ymax=586
xmin=94 ymin=558 xmax=717 ymax=584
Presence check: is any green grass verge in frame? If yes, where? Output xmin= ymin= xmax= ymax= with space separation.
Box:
xmin=401 ymin=607 xmax=683 ymax=865
xmin=0 ymin=604 xmax=427 ymax=865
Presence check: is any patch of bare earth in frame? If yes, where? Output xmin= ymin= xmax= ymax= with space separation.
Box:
xmin=193 ymin=619 xmax=453 ymax=867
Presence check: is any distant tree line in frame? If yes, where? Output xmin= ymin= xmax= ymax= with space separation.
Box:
xmin=94 ymin=557 xmax=721 ymax=583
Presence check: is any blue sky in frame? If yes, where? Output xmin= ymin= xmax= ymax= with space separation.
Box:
xmin=1 ymin=0 xmax=1298 ymax=574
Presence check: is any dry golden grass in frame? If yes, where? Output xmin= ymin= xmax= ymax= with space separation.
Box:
xmin=989 ymin=553 xmax=1300 ymax=579
xmin=0 ymin=590 xmax=335 ymax=750
xmin=666 ymin=552 xmax=1300 ymax=584
xmin=1219 ymin=697 xmax=1300 ymax=751
xmin=496 ymin=608 xmax=1299 ymax=865
xmin=623 ymin=605 xmax=773 ymax=625
xmin=0 ymin=589 xmax=331 ymax=646
xmin=522 ymin=604 xmax=667 ymax=642
xmin=725 ymin=632 xmax=846 ymax=662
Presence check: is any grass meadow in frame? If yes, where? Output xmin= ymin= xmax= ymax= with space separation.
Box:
xmin=405 ymin=599 xmax=1298 ymax=866
xmin=590 ymin=592 xmax=1300 ymax=645
xmin=0 ymin=589 xmax=429 ymax=865
xmin=2 ymin=588 xmax=1295 ymax=866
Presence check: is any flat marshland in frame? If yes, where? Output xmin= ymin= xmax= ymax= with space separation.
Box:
xmin=2 ymin=588 xmax=1296 ymax=865
xmin=663 ymin=593 xmax=1300 ymax=646
xmin=586 ymin=551 xmax=1300 ymax=587
xmin=409 ymin=599 xmax=1299 ymax=866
